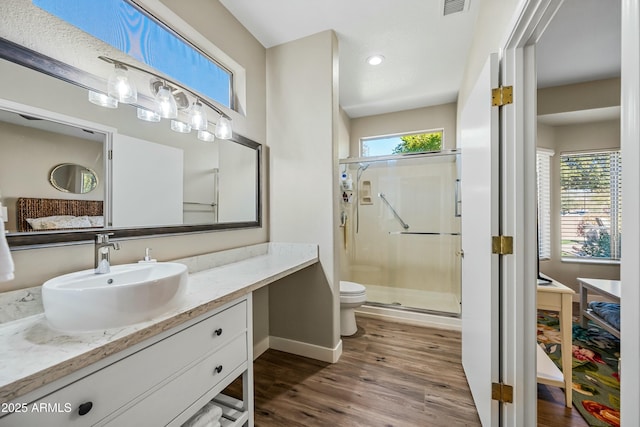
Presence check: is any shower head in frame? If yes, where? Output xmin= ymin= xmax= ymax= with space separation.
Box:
xmin=356 ymin=163 xmax=370 ymax=182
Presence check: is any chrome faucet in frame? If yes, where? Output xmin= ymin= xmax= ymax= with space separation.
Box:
xmin=94 ymin=233 xmax=120 ymax=274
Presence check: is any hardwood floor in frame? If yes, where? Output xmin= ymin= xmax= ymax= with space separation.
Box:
xmin=229 ymin=315 xmax=480 ymax=426
xmin=227 ymin=314 xmax=588 ymax=426
xmin=537 ymin=384 xmax=588 ymax=427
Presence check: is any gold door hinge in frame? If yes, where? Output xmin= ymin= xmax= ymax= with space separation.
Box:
xmin=492 ymin=85 xmax=513 ymax=107
xmin=492 ymin=382 xmax=514 ymax=403
xmin=492 ymin=236 xmax=513 ymax=255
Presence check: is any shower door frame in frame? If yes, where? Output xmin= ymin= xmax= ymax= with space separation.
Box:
xmin=339 ymin=150 xmax=462 ymax=317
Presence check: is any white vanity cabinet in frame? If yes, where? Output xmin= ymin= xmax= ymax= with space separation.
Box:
xmin=0 ymin=296 xmax=253 ymax=427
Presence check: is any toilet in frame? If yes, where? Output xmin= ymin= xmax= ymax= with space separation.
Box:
xmin=340 ymin=281 xmax=367 ymax=336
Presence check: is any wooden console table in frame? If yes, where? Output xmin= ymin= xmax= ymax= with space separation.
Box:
xmin=578 ymin=277 xmax=621 ymax=338
xmin=537 ymin=279 xmax=574 ymax=408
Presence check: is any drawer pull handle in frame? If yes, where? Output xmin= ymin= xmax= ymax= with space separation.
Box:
xmin=78 ymin=402 xmax=93 ymax=416
xmin=213 ymin=328 xmax=223 ymax=336
xmin=214 ymin=365 xmax=223 ymax=374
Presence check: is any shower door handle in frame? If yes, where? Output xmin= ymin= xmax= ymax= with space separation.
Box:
xmin=454 ymin=179 xmax=461 ymax=217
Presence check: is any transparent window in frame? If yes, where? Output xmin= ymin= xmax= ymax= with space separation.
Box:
xmin=560 ymin=150 xmax=622 ymax=260
xmin=33 ymin=0 xmax=233 ymax=108
xmin=361 ymin=130 xmax=443 ymax=157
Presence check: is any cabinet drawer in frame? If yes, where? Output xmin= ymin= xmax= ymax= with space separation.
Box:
xmin=103 ymin=333 xmax=247 ymax=427
xmin=0 ymin=300 xmax=246 ymax=427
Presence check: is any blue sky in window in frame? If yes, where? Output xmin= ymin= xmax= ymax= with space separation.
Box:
xmin=33 ymin=0 xmax=231 ymax=108
xmin=363 ymin=136 xmax=402 ymax=156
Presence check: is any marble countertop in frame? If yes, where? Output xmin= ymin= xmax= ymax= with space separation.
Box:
xmin=0 ymin=242 xmax=318 ymax=404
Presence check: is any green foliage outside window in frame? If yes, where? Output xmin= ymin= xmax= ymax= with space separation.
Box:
xmin=392 ymin=132 xmax=442 ymax=154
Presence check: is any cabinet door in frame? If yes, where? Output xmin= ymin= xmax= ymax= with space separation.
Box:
xmin=103 ymin=334 xmax=247 ymax=427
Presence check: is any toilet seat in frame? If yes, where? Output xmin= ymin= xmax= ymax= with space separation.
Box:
xmin=340 ymin=281 xmax=366 ymax=296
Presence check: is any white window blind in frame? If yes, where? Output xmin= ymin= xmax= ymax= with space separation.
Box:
xmin=560 ymin=150 xmax=622 ymax=260
xmin=537 ymin=149 xmax=553 ymax=259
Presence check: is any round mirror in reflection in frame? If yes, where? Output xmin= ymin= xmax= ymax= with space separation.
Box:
xmin=49 ymin=163 xmax=99 ymax=194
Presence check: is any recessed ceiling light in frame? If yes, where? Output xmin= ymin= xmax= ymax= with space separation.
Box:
xmin=366 ymin=55 xmax=385 ymax=66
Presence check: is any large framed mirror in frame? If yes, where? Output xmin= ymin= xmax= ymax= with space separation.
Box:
xmin=0 ymin=32 xmax=261 ymax=248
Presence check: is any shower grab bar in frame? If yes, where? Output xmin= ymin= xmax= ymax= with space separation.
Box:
xmin=378 ymin=193 xmax=409 ymax=229
xmin=389 ymin=231 xmax=461 ymax=236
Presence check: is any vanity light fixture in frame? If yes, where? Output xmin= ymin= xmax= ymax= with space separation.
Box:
xmin=136 ymin=107 xmax=161 ymax=122
xmin=88 ymin=90 xmax=118 ymax=108
xmin=214 ymin=115 xmax=233 ymax=140
xmin=154 ymin=83 xmax=178 ymax=119
xmin=107 ymin=63 xmax=137 ymax=103
xmin=170 ymin=119 xmax=192 ymax=133
xmin=91 ymin=56 xmax=234 ymax=139
xmin=197 ymin=130 xmax=215 ymax=142
xmin=366 ymin=54 xmax=385 ymax=66
xmin=190 ymin=100 xmax=208 ymax=131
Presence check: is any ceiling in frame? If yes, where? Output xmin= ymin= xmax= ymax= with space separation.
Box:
xmin=220 ymin=0 xmax=620 ymax=120
xmin=219 ymin=0 xmax=479 ymax=118
xmin=537 ymin=0 xmax=621 ymax=89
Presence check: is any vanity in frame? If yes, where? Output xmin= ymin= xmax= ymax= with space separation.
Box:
xmin=0 ymin=242 xmax=318 ymax=426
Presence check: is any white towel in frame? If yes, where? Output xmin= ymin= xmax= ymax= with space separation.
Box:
xmin=0 ymin=221 xmax=14 ymax=282
xmin=182 ymin=401 xmax=223 ymax=427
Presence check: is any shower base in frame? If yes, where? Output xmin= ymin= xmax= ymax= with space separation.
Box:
xmin=363 ymin=284 xmax=461 ymax=315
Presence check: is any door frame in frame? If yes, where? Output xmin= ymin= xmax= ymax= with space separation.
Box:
xmin=620 ymin=0 xmax=640 ymax=424
xmin=499 ymin=1 xmax=564 ymax=425
xmin=502 ymin=0 xmax=640 ymax=424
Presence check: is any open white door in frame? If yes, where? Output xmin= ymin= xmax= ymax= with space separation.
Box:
xmin=460 ymin=53 xmax=500 ymax=426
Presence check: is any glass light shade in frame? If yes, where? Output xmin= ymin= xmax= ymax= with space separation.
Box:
xmin=107 ymin=65 xmax=137 ymax=103
xmin=190 ymin=102 xmax=208 ymax=131
xmin=88 ymin=90 xmax=118 ymax=108
xmin=154 ymin=85 xmax=178 ymax=119
xmin=197 ymin=130 xmax=215 ymax=142
xmin=137 ymin=108 xmax=161 ymax=122
xmin=170 ymin=119 xmax=191 ymax=133
xmin=214 ymin=115 xmax=233 ymax=139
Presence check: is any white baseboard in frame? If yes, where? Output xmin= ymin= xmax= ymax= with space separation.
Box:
xmin=253 ymin=336 xmax=270 ymax=360
xmin=356 ymin=306 xmax=462 ymax=331
xmin=268 ymin=336 xmax=343 ymax=363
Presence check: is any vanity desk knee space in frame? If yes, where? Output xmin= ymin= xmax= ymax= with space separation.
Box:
xmin=0 ymin=243 xmax=318 ymax=427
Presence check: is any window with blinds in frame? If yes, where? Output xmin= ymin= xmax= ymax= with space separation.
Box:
xmin=560 ymin=150 xmax=622 ymax=260
xmin=537 ymin=149 xmax=553 ymax=259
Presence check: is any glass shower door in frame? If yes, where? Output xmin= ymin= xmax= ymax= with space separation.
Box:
xmin=339 ymin=152 xmax=461 ymax=316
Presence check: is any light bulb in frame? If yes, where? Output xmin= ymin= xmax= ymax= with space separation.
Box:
xmin=107 ymin=64 xmax=137 ymax=103
xmin=154 ymin=85 xmax=178 ymax=119
xmin=214 ymin=115 xmax=233 ymax=140
xmin=190 ymin=101 xmax=208 ymax=131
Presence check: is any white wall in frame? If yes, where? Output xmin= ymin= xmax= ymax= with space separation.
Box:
xmin=266 ymin=30 xmax=340 ymax=353
xmin=457 ymin=0 xmax=523 ymax=114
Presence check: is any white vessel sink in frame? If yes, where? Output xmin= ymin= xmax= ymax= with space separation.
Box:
xmin=42 ymin=262 xmax=188 ymax=332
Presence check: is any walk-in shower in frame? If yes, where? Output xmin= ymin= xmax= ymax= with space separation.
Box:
xmin=339 ymin=150 xmax=461 ymax=316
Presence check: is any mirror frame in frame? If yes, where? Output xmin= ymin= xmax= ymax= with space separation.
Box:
xmin=49 ymin=163 xmax=99 ymax=194
xmin=0 ymin=37 xmax=262 ymax=249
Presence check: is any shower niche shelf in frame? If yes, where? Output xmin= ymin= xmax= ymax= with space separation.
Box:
xmin=360 ymin=180 xmax=373 ymax=205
